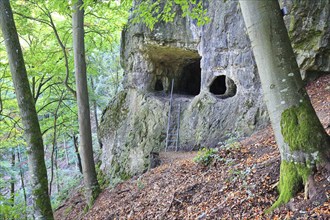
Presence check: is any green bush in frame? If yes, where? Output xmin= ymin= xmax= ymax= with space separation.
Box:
xmin=0 ymin=195 xmax=26 ymax=220
xmin=193 ymin=148 xmax=219 ymax=166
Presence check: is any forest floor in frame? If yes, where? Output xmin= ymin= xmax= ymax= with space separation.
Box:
xmin=55 ymin=74 xmax=330 ymax=220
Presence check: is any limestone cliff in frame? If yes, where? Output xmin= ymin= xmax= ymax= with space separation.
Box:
xmin=99 ymin=0 xmax=330 ymax=180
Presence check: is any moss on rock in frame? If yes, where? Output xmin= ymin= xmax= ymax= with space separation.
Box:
xmin=99 ymin=91 xmax=128 ymax=136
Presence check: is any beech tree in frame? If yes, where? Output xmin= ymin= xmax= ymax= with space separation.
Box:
xmin=73 ymin=0 xmax=100 ymax=205
xmin=239 ymin=0 xmax=330 ymax=211
xmin=0 ymin=0 xmax=54 ymax=219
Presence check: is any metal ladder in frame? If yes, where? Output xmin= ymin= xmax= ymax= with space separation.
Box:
xmin=165 ymin=79 xmax=181 ymax=152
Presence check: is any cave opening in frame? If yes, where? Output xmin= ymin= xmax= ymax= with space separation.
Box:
xmin=176 ymin=59 xmax=201 ymax=96
xmin=210 ymin=75 xmax=237 ymax=98
xmin=155 ymin=79 xmax=164 ymax=91
xmin=148 ymin=45 xmax=201 ymax=96
xmin=210 ymin=75 xmax=226 ymax=95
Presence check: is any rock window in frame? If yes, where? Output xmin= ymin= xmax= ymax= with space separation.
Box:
xmin=210 ymin=75 xmax=226 ymax=95
xmin=210 ymin=75 xmax=237 ymax=98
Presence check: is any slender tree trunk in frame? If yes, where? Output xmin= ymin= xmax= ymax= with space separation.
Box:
xmin=239 ymin=0 xmax=330 ymax=211
xmin=91 ymin=78 xmax=103 ymax=149
xmin=73 ymin=0 xmax=100 ymax=205
xmin=49 ymin=96 xmax=62 ymax=195
xmin=55 ymin=147 xmax=60 ymax=193
xmin=17 ymin=150 xmax=27 ymax=212
xmin=10 ymin=152 xmax=15 ymax=206
xmin=64 ymin=139 xmax=69 ymax=165
xmin=49 ymin=144 xmax=55 ymax=196
xmin=0 ymin=1 xmax=54 ymax=219
xmin=73 ymin=134 xmax=83 ymax=174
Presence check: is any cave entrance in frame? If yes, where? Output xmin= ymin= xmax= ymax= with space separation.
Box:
xmin=147 ymin=45 xmax=201 ymax=96
xmin=210 ymin=75 xmax=226 ymax=95
xmin=209 ymin=75 xmax=237 ymax=98
xmin=155 ymin=79 xmax=164 ymax=91
xmin=176 ymin=59 xmax=201 ymax=96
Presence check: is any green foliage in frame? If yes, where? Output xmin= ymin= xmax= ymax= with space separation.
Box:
xmin=96 ymin=162 xmax=109 ymax=189
xmin=51 ymin=173 xmax=82 ymax=209
xmin=1 ymin=1 xmax=130 ymax=215
xmin=193 ymin=147 xmax=219 ymax=166
xmin=110 ymin=177 xmax=124 ymax=187
xmin=136 ymin=177 xmax=145 ymax=190
xmin=0 ymin=148 xmax=28 ymax=219
xmin=87 ymin=48 xmax=124 ymax=110
xmin=0 ymin=195 xmax=27 ymax=220
xmin=132 ymin=0 xmax=210 ymax=30
xmin=218 ymin=133 xmax=241 ymax=150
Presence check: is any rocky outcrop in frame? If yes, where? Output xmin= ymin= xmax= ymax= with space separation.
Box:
xmin=283 ymin=0 xmax=330 ymax=79
xmin=99 ymin=0 xmax=330 ymax=180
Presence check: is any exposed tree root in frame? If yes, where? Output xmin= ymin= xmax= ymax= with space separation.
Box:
xmin=267 ymin=160 xmax=330 ymax=214
xmin=266 ymin=161 xmax=312 ymax=213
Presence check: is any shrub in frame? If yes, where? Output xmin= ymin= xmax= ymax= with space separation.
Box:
xmin=218 ymin=133 xmax=241 ymax=150
xmin=193 ymin=148 xmax=219 ymax=166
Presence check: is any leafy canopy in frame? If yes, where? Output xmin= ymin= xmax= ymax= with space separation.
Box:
xmin=132 ymin=0 xmax=210 ymax=30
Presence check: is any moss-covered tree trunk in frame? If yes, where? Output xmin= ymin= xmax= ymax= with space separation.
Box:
xmin=239 ymin=0 xmax=330 ymax=211
xmin=73 ymin=0 xmax=100 ymax=206
xmin=0 ymin=1 xmax=54 ymax=219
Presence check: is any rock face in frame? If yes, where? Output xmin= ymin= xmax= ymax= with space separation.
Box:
xmin=99 ymin=0 xmax=330 ymax=180
xmin=283 ymin=0 xmax=330 ymax=79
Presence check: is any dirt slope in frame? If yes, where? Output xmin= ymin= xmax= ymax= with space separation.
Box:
xmin=55 ymin=75 xmax=330 ymax=219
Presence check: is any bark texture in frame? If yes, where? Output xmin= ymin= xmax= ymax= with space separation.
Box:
xmin=239 ymin=0 xmax=330 ymax=211
xmin=0 ymin=1 xmax=53 ymax=219
xmin=72 ymin=0 xmax=100 ymax=205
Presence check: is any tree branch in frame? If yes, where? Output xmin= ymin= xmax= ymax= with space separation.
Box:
xmin=13 ymin=11 xmax=51 ymax=27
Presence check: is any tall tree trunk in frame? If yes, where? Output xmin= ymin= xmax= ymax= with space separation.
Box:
xmin=239 ymin=0 xmax=330 ymax=211
xmin=72 ymin=0 xmax=100 ymax=206
xmin=0 ymin=1 xmax=53 ymax=219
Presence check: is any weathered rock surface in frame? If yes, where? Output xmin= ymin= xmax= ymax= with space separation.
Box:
xmin=283 ymin=0 xmax=330 ymax=79
xmin=99 ymin=0 xmax=330 ymax=180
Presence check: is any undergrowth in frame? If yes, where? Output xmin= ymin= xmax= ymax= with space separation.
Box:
xmin=193 ymin=148 xmax=219 ymax=166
